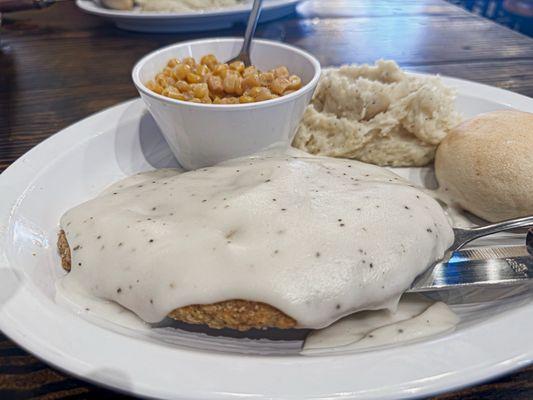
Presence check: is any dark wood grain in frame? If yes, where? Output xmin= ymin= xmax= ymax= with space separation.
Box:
xmin=1 ymin=0 xmax=532 ymax=398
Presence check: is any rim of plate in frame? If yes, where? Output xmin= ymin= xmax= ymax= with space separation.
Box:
xmin=76 ymin=0 xmax=303 ymax=19
xmin=0 ymin=76 xmax=532 ymax=399
xmin=132 ymin=37 xmax=322 ymax=110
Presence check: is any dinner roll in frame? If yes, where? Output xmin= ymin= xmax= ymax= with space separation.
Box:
xmin=435 ymin=110 xmax=533 ymax=222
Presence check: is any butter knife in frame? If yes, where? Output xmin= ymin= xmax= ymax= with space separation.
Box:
xmin=409 ymin=245 xmax=532 ymax=292
xmin=409 ymin=218 xmax=533 ymax=292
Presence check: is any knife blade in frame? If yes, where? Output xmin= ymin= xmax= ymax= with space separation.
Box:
xmin=409 ymin=245 xmax=533 ymax=293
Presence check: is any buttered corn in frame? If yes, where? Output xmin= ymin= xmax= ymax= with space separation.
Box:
xmin=145 ymin=54 xmax=303 ymax=104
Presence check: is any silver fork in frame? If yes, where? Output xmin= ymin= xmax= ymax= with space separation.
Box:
xmin=451 ymin=215 xmax=533 ymax=253
xmin=226 ymin=0 xmax=264 ymax=66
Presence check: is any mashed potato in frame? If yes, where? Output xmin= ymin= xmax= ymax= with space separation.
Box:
xmin=136 ymin=0 xmax=244 ymax=11
xmin=293 ymin=60 xmax=460 ymax=167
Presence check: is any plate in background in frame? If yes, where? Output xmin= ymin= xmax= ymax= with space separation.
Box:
xmin=0 ymin=76 xmax=532 ymax=399
xmin=76 ymin=0 xmax=304 ymax=32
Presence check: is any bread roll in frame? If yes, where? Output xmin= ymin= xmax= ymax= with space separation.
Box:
xmin=435 ymin=110 xmax=533 ymax=222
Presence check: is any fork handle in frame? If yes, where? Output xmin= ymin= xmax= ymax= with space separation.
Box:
xmin=240 ymin=0 xmax=263 ymax=65
xmin=452 ymin=215 xmax=533 ymax=251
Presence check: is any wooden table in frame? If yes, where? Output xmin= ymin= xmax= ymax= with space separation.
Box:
xmin=1 ymin=0 xmax=532 ymax=398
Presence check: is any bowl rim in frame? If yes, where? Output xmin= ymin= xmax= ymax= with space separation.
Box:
xmin=131 ymin=37 xmax=322 ymax=110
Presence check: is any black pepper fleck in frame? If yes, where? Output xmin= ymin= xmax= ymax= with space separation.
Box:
xmin=117 ymin=288 xmax=122 ymax=294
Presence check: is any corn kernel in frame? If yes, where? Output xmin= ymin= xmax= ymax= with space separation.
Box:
xmin=270 ymin=77 xmax=290 ymax=95
xmin=167 ymin=58 xmax=180 ymax=68
xmin=239 ymin=95 xmax=255 ymax=103
xmin=172 ymin=64 xmax=191 ymax=80
xmin=220 ymin=97 xmax=240 ymax=104
xmin=195 ymin=64 xmax=210 ymax=77
xmin=207 ymin=75 xmax=224 ymax=96
xmin=191 ymin=83 xmax=209 ymax=99
xmin=259 ymin=72 xmax=275 ymax=86
xmin=200 ymin=54 xmax=218 ymax=70
xmin=243 ymin=66 xmax=258 ymax=77
xmin=272 ymin=66 xmax=289 ymax=78
xmin=186 ymin=72 xmax=203 ymax=84
xmin=229 ymin=60 xmax=245 ymax=73
xmin=213 ymin=63 xmax=229 ymax=77
xmin=288 ymin=75 xmax=302 ymax=90
xmin=176 ymin=80 xmax=190 ymax=93
xmin=242 ymin=74 xmax=261 ymax=91
xmin=223 ymin=73 xmax=243 ymax=95
xmin=163 ymin=67 xmax=174 ymax=77
xmin=253 ymin=87 xmax=273 ymax=101
xmin=182 ymin=57 xmax=196 ymax=67
xmin=156 ymin=73 xmax=171 ymax=88
xmin=145 ymin=80 xmax=163 ymax=94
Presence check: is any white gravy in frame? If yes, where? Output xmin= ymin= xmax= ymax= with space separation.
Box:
xmin=59 ymin=154 xmax=453 ymax=329
xmin=302 ymin=294 xmax=459 ymax=354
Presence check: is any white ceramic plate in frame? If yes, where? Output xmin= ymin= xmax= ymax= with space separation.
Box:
xmin=76 ymin=0 xmax=304 ymax=32
xmin=0 ymin=76 xmax=532 ymax=399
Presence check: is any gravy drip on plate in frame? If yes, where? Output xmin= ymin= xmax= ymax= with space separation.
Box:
xmin=59 ymin=154 xmax=453 ymax=329
xmin=302 ymin=295 xmax=459 ymax=354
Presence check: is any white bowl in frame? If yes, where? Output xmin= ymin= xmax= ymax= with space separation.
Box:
xmin=132 ymin=38 xmax=321 ymax=170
